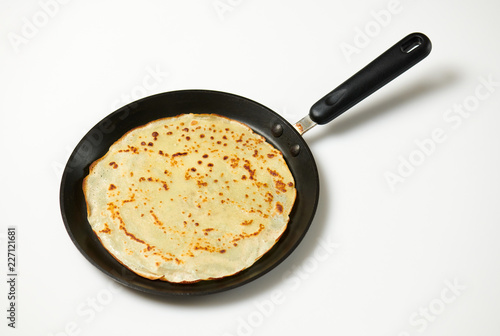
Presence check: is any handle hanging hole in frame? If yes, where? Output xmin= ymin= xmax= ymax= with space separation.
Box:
xmin=400 ymin=36 xmax=423 ymax=53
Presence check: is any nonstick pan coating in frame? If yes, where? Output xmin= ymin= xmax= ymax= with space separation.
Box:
xmin=60 ymin=90 xmax=319 ymax=296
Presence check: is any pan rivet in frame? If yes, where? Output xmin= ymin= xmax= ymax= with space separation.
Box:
xmin=271 ymin=124 xmax=283 ymax=137
xmin=290 ymin=144 xmax=300 ymax=157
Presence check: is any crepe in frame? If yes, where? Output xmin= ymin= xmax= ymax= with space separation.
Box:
xmin=83 ymin=113 xmax=296 ymax=283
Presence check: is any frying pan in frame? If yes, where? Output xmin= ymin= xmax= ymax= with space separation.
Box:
xmin=60 ymin=33 xmax=431 ymax=296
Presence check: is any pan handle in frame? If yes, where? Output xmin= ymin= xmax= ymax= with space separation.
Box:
xmin=308 ymin=32 xmax=431 ymax=126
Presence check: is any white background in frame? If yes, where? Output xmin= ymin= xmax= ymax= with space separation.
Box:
xmin=1 ymin=0 xmax=500 ymax=335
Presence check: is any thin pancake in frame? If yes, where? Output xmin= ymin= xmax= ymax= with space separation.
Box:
xmin=83 ymin=113 xmax=296 ymax=283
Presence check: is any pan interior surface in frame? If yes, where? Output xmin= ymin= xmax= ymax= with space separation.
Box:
xmin=60 ymin=90 xmax=319 ymax=295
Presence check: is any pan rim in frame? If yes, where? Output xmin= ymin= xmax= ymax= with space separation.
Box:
xmin=60 ymin=89 xmax=319 ymax=296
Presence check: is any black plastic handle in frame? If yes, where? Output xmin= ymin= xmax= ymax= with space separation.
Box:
xmin=309 ymin=32 xmax=432 ymax=125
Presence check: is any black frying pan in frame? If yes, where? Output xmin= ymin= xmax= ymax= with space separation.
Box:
xmin=60 ymin=33 xmax=431 ymax=296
